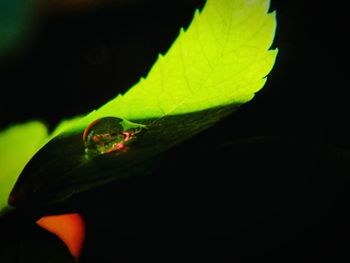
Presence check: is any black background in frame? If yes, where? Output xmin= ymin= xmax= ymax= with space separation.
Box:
xmin=0 ymin=0 xmax=349 ymax=262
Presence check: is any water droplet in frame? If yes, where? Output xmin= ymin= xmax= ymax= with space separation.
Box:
xmin=83 ymin=117 xmax=143 ymax=156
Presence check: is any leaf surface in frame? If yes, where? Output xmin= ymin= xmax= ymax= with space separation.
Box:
xmin=8 ymin=0 xmax=278 ymax=207
xmin=65 ymin=0 xmax=277 ymax=132
xmin=0 ymin=122 xmax=47 ymax=211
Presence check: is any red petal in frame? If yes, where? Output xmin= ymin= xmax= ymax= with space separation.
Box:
xmin=36 ymin=213 xmax=85 ymax=260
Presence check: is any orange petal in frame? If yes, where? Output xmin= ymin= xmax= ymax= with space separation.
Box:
xmin=36 ymin=213 xmax=85 ymax=260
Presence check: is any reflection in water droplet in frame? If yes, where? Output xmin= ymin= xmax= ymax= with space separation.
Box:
xmin=83 ymin=117 xmax=142 ymax=156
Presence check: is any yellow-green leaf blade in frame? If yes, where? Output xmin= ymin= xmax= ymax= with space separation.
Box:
xmin=0 ymin=122 xmax=48 ymax=210
xmin=73 ymin=0 xmax=277 ymax=129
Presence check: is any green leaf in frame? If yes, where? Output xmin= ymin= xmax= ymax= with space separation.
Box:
xmin=8 ymin=0 xmax=278 ymax=207
xmin=64 ymin=0 xmax=277 ymax=132
xmin=0 ymin=122 xmax=48 ymax=211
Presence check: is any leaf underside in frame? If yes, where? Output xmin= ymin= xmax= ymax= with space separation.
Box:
xmin=12 ymin=106 xmax=237 ymax=206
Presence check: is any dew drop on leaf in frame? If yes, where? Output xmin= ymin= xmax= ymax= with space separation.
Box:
xmin=83 ymin=117 xmax=139 ymax=156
